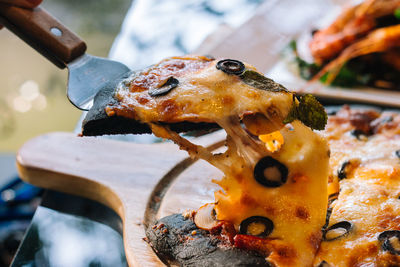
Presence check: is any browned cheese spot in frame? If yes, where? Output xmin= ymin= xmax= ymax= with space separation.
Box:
xmin=295 ymin=206 xmax=310 ymax=221
xmin=235 ymin=174 xmax=244 ymax=183
xmin=137 ymin=95 xmax=150 ymax=105
xmin=376 ymin=252 xmax=400 ymax=266
xmin=222 ymin=95 xmax=234 ymax=106
xmin=130 ymin=57 xmax=211 ymax=92
xmin=267 ymin=243 xmax=297 ymax=266
xmin=264 ymin=206 xmax=276 ymax=216
xmin=379 ymin=189 xmax=389 ymax=197
xmin=240 ymin=193 xmax=258 ymax=207
xmin=309 ymin=231 xmax=322 ymax=252
xmin=159 ymin=99 xmax=179 ymax=121
xmin=348 ymin=243 xmax=379 ymax=267
xmin=272 ymin=243 xmax=297 ymax=264
xmin=291 ymin=173 xmax=308 ymax=184
xmin=378 ymin=213 xmax=400 ymax=229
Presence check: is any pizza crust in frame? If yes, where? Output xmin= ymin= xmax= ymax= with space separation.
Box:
xmin=146 ymin=213 xmax=272 ymax=267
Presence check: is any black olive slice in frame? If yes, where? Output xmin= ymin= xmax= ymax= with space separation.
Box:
xmin=378 ymin=230 xmax=400 ymax=255
xmin=323 ymin=192 xmax=339 ymax=226
xmin=239 ymin=216 xmax=274 ymax=238
xmin=324 ymin=192 xmax=340 ymax=229
xmin=311 ymin=28 xmax=319 ymax=36
xmin=337 ymin=159 xmax=360 ymax=180
xmin=323 ymin=221 xmax=353 ymax=241
xmin=337 ymin=161 xmax=350 ymax=180
xmin=325 ymin=107 xmax=338 ymax=116
xmin=148 ymin=77 xmax=179 ymax=97
xmin=395 ymin=150 xmax=400 ymax=159
xmin=254 ymin=156 xmax=288 ymax=188
xmin=328 ymin=192 xmax=339 ymax=205
xmin=323 ymin=208 xmax=332 ymax=231
xmin=216 ymin=59 xmax=245 ymax=75
xmin=349 ymin=129 xmax=368 ymax=140
xmin=317 ymin=261 xmax=331 ymax=267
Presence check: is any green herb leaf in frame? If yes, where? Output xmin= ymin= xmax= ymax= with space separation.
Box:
xmin=288 ymin=39 xmax=297 ymax=51
xmin=283 ymin=94 xmax=327 ymax=130
xmin=298 ymin=94 xmax=327 ymax=130
xmin=240 ymin=70 xmax=288 ymax=92
xmin=395 ymin=7 xmax=400 ymax=19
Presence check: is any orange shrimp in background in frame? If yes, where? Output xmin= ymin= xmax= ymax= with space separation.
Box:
xmin=310 ymin=3 xmax=374 ymax=65
xmin=311 ymin=24 xmax=400 ymax=84
xmin=309 ymin=0 xmax=400 ymax=65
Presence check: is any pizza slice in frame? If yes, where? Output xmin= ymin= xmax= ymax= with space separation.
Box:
xmin=82 ymin=55 xmax=329 ymax=266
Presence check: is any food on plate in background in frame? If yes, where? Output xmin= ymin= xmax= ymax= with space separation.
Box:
xmin=291 ymin=0 xmax=400 ymax=90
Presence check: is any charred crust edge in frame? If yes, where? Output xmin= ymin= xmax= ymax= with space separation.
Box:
xmin=146 ymin=213 xmax=272 ymax=267
xmin=81 ymin=71 xmax=220 ymax=136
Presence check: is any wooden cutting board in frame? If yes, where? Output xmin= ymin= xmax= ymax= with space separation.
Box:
xmin=16 ymin=131 xmax=226 ymax=267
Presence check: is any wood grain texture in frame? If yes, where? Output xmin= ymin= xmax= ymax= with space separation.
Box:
xmin=16 ymin=131 xmax=225 ymax=267
xmin=0 ymin=5 xmax=86 ymax=66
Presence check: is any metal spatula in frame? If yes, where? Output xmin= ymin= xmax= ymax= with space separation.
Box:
xmin=0 ymin=4 xmax=130 ymax=111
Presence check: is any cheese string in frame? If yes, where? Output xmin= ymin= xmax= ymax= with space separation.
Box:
xmin=217 ymin=116 xmax=266 ymax=167
xmin=149 ymin=111 xmax=282 ymax=173
xmin=149 ymin=123 xmax=230 ymax=172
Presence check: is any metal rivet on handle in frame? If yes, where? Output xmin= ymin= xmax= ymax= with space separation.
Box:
xmin=50 ymin=27 xmax=62 ymax=37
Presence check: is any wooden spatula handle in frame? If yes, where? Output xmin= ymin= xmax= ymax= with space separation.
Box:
xmin=0 ymin=4 xmax=86 ymax=68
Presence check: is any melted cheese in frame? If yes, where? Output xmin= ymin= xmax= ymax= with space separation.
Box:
xmin=152 ymin=118 xmax=329 ymax=266
xmin=259 ymin=131 xmax=284 ymax=152
xmin=214 ymin=121 xmax=329 ymax=266
xmin=106 ymin=56 xmax=330 ymax=266
xmin=106 ymin=56 xmax=293 ymax=126
xmin=314 ymin=106 xmax=400 ymax=266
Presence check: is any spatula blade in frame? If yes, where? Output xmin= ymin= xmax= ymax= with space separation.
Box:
xmin=67 ymin=54 xmax=130 ymax=111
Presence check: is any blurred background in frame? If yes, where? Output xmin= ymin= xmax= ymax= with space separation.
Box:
xmin=0 ymin=0 xmax=131 ymax=265
xmin=0 ymin=0 xmax=131 ymax=152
